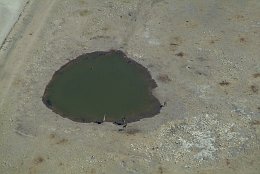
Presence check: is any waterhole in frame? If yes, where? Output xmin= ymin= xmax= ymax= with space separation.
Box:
xmin=42 ymin=50 xmax=161 ymax=124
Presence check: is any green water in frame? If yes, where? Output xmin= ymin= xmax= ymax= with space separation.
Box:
xmin=42 ymin=51 xmax=161 ymax=123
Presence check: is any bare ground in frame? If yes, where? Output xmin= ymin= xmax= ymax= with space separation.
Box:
xmin=0 ymin=0 xmax=259 ymax=173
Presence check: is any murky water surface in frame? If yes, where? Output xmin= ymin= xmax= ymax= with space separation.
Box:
xmin=42 ymin=50 xmax=161 ymax=123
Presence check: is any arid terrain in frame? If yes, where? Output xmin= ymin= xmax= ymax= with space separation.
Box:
xmin=0 ymin=0 xmax=259 ymax=173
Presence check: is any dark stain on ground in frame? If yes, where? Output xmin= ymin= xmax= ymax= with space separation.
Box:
xmin=169 ymin=44 xmax=178 ymax=52
xmin=239 ymin=37 xmax=246 ymax=43
xmin=235 ymin=15 xmax=244 ymax=20
xmin=56 ymin=138 xmax=68 ymax=145
xmin=158 ymin=166 xmax=163 ymax=174
xmin=250 ymin=85 xmax=258 ymax=94
xmin=157 ymin=74 xmax=171 ymax=83
xmin=170 ymin=43 xmax=178 ymax=46
xmin=49 ymin=133 xmax=56 ymax=139
xmin=195 ymin=71 xmax=207 ymax=76
xmin=226 ymin=158 xmax=230 ymax=166
xmin=219 ymin=80 xmax=230 ymax=86
xmin=89 ymin=35 xmax=110 ymax=40
xmin=173 ymin=36 xmax=182 ymax=44
xmin=209 ymin=39 xmax=219 ymax=44
xmin=33 ymin=156 xmax=44 ymax=165
xmin=175 ymin=52 xmax=184 ymax=57
xmin=152 ymin=146 xmax=159 ymax=150
xmin=250 ymin=120 xmax=260 ymax=126
xmin=253 ymin=73 xmax=260 ymax=78
xmin=169 ymin=37 xmax=182 ymax=52
xmin=49 ymin=133 xmax=68 ymax=145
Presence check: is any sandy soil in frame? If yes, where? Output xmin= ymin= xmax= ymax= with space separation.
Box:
xmin=0 ymin=0 xmax=28 ymax=47
xmin=0 ymin=0 xmax=259 ymax=173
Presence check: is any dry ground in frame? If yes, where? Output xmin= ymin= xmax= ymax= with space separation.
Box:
xmin=0 ymin=0 xmax=259 ymax=173
xmin=0 ymin=0 xmax=28 ymax=46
